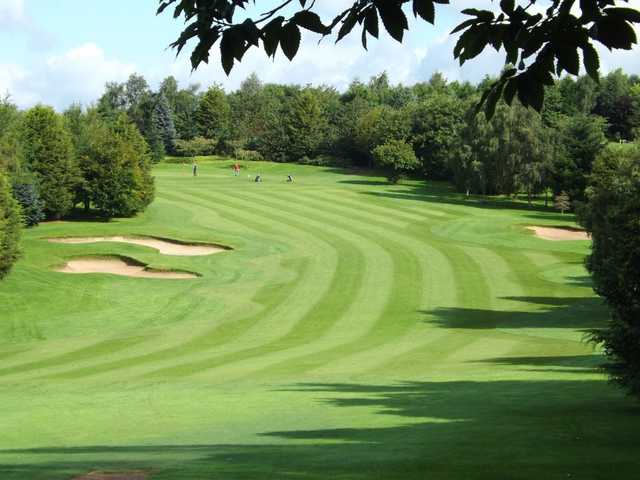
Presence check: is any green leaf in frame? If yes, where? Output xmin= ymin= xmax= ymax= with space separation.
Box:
xmin=596 ymin=17 xmax=637 ymax=49
xmin=579 ymin=0 xmax=598 ymax=20
xmin=451 ymin=18 xmax=478 ymax=35
xmin=336 ymin=11 xmax=358 ymax=42
xmin=604 ymin=7 xmax=640 ymax=23
xmin=377 ymin=2 xmax=409 ymax=42
xmin=461 ymin=9 xmax=494 ymax=22
xmin=364 ymin=7 xmax=379 ymax=38
xmin=294 ymin=11 xmax=329 ymax=34
xmin=503 ymin=77 xmax=518 ymax=105
xmin=413 ymin=0 xmax=435 ymax=24
xmin=262 ymin=17 xmax=284 ymax=57
xmin=220 ymin=33 xmax=234 ymax=75
xmin=582 ymin=43 xmax=600 ymax=80
xmin=500 ymin=0 xmax=515 ymax=15
xmin=556 ymin=46 xmax=580 ymax=75
xmin=484 ymin=81 xmax=504 ymax=119
xmin=280 ymin=22 xmax=301 ymax=60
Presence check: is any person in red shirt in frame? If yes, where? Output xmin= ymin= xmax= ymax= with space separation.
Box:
xmin=233 ymin=163 xmax=240 ymax=176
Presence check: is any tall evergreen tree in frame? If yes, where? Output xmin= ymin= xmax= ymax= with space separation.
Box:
xmin=20 ymin=106 xmax=79 ymax=219
xmin=284 ymin=89 xmax=326 ymax=160
xmin=410 ymin=93 xmax=466 ymax=179
xmin=0 ymin=170 xmax=21 ymax=279
xmin=196 ymin=85 xmax=231 ymax=142
xmin=84 ymin=113 xmax=154 ymax=217
xmin=153 ymin=93 xmax=177 ymax=154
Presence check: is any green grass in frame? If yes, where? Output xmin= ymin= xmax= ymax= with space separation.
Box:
xmin=0 ymin=159 xmax=638 ymax=479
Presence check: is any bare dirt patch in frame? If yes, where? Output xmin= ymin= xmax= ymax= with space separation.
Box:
xmin=56 ymin=257 xmax=197 ymax=279
xmin=72 ymin=471 xmax=148 ymax=480
xmin=48 ymin=236 xmax=227 ymax=256
xmin=527 ymin=226 xmax=590 ymax=241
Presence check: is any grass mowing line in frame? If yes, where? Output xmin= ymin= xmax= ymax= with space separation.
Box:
xmin=140 ymin=189 xmax=383 ymax=380
xmin=26 ymin=188 xmax=315 ymax=381
xmin=305 ymin=189 xmax=431 ymax=226
xmin=226 ymin=189 xmax=448 ymax=379
xmin=44 ymin=185 xmax=348 ymax=379
xmin=0 ymin=336 xmax=153 ymax=380
xmin=180 ymin=189 xmax=400 ymax=381
xmin=2 ymin=163 xmax=640 ymax=479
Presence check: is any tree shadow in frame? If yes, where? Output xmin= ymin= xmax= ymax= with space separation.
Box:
xmin=423 ymin=296 xmax=607 ymax=330
xmin=338 ymin=179 xmax=390 ymax=186
xmin=567 ymin=275 xmax=593 ymax=287
xmin=361 ymin=183 xmax=573 ymax=216
xmin=472 ymin=354 xmax=602 ymax=374
xmin=2 ymin=380 xmax=639 ymax=479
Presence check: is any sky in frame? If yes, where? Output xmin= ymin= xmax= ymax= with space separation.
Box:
xmin=0 ymin=0 xmax=639 ymax=110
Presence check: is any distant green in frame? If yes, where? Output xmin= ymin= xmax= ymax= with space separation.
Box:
xmin=0 ymin=160 xmax=638 ymax=479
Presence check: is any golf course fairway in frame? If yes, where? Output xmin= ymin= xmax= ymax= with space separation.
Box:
xmin=0 ymin=160 xmax=638 ymax=479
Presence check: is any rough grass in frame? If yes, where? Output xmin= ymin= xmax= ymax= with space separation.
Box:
xmin=0 ymin=160 xmax=638 ymax=479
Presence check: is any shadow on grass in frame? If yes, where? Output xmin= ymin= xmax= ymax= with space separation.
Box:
xmin=1 ymin=380 xmax=639 ymax=480
xmin=567 ymin=275 xmax=593 ymax=287
xmin=423 ymin=296 xmax=607 ymax=330
xmin=338 ymin=179 xmax=390 ymax=186
xmin=362 ymin=183 xmax=573 ymax=217
xmin=473 ymin=354 xmax=603 ymax=374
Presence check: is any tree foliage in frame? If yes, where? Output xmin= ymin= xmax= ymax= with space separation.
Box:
xmin=0 ymin=170 xmax=21 ymax=279
xmin=373 ymin=139 xmax=419 ymax=183
xmin=554 ymin=190 xmax=571 ymax=213
xmin=83 ymin=113 xmax=155 ymax=218
xmin=20 ymin=106 xmax=80 ymax=219
xmin=11 ymin=174 xmax=44 ymax=227
xmin=158 ymin=0 xmax=640 ymax=117
xmin=197 ymin=85 xmax=232 ymax=143
xmin=578 ymin=144 xmax=640 ymax=397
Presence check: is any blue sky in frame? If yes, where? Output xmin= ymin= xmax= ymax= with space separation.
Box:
xmin=1 ymin=0 xmax=639 ymax=110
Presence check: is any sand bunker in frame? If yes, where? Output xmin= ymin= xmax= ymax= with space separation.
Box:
xmin=527 ymin=226 xmax=590 ymax=241
xmin=73 ymin=472 xmax=148 ymax=480
xmin=48 ymin=235 xmax=227 ymax=256
xmin=56 ymin=257 xmax=197 ymax=279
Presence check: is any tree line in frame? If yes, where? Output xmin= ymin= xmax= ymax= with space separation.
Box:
xmin=0 ymin=95 xmax=155 ymax=279
xmin=113 ymin=69 xmax=638 ymax=202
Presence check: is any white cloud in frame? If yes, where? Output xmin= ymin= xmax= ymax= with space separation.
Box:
xmin=0 ymin=0 xmax=29 ymax=29
xmin=2 ymin=43 xmax=135 ymax=109
xmin=3 ymin=0 xmax=640 ymax=109
xmin=0 ymin=0 xmax=54 ymax=50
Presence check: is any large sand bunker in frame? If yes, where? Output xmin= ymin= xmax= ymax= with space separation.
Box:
xmin=56 ymin=257 xmax=198 ymax=279
xmin=527 ymin=226 xmax=590 ymax=241
xmin=48 ymin=235 xmax=227 ymax=256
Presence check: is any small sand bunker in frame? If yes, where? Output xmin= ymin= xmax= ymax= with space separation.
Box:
xmin=527 ymin=226 xmax=590 ymax=241
xmin=56 ymin=257 xmax=197 ymax=279
xmin=73 ymin=472 xmax=148 ymax=480
xmin=48 ymin=235 xmax=226 ymax=256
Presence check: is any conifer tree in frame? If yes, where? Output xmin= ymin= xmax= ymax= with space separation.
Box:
xmin=154 ymin=93 xmax=177 ymax=155
xmin=20 ymin=106 xmax=79 ymax=219
xmin=0 ymin=170 xmax=21 ymax=279
xmin=196 ymin=85 xmax=231 ymax=142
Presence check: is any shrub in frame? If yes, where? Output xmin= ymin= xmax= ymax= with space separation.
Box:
xmin=372 ymin=140 xmax=419 ymax=183
xmin=0 ymin=171 xmax=21 ymax=279
xmin=233 ymin=149 xmax=264 ymax=162
xmin=11 ymin=175 xmax=44 ymax=227
xmin=174 ymin=137 xmax=218 ymax=157
xmin=579 ymin=144 xmax=640 ymax=397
